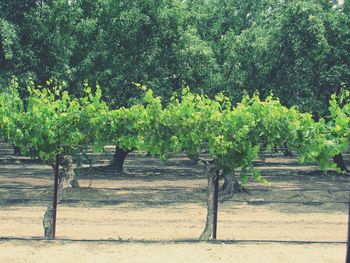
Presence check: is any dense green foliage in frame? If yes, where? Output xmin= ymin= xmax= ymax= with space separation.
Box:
xmin=328 ymin=90 xmax=350 ymax=158
xmin=0 ymin=80 xmax=106 ymax=164
xmin=1 ymin=80 xmax=345 ymax=182
xmin=1 ymin=0 xmax=349 ymax=113
xmin=0 ymin=78 xmax=23 ymax=141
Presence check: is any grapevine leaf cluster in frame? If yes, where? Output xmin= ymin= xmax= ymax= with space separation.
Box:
xmin=0 ymin=79 xmax=349 ymax=180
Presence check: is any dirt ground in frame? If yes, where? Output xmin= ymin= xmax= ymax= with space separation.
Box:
xmin=0 ymin=240 xmax=345 ymax=263
xmin=0 ymin=143 xmax=349 ymax=262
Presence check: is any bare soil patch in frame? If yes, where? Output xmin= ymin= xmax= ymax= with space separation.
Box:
xmin=0 ymin=240 xmax=345 ymax=263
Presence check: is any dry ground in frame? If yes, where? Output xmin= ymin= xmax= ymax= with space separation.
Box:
xmin=0 ymin=240 xmax=345 ymax=263
xmin=0 ymin=143 xmax=349 ymax=262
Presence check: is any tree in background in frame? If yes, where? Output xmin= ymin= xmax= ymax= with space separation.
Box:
xmin=0 ymin=0 xmax=81 ymax=88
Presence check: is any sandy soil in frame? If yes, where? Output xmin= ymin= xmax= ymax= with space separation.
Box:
xmin=0 ymin=143 xmax=349 ymax=262
xmin=0 ymin=240 xmax=345 ymax=263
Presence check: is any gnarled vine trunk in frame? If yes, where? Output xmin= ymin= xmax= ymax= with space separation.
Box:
xmin=200 ymin=164 xmax=219 ymax=240
xmin=43 ymin=159 xmax=60 ymax=239
xmin=43 ymin=155 xmax=78 ymax=238
xmin=59 ymin=155 xmax=79 ymax=188
xmin=43 ymin=203 xmax=54 ymax=238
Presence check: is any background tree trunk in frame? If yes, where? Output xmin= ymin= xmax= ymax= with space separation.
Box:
xmin=219 ymin=170 xmax=246 ymax=199
xmin=199 ymin=164 xmax=218 ymax=240
xmin=333 ymin=153 xmax=349 ymax=172
xmin=110 ymin=146 xmax=130 ymax=173
xmin=60 ymin=155 xmax=79 ymax=188
xmin=283 ymin=142 xmax=293 ymax=156
xmin=13 ymin=145 xmax=21 ymax=156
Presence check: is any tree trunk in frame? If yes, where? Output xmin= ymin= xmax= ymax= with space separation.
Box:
xmin=59 ymin=155 xmax=79 ymax=188
xmin=200 ymin=164 xmax=218 ymax=240
xmin=13 ymin=145 xmax=21 ymax=156
xmin=283 ymin=142 xmax=293 ymax=157
xmin=110 ymin=146 xmax=130 ymax=173
xmin=333 ymin=153 xmax=349 ymax=172
xmin=219 ymin=170 xmax=246 ymax=199
xmin=43 ymin=203 xmax=54 ymax=238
